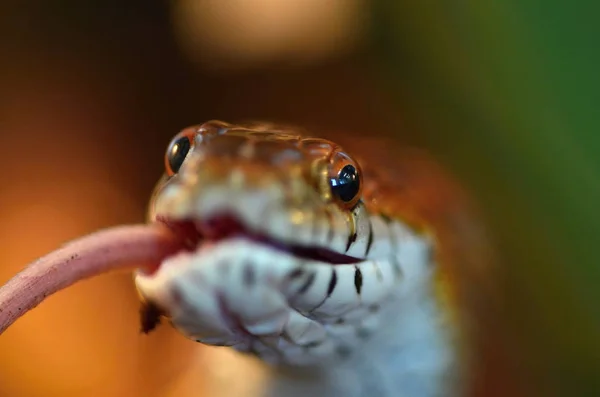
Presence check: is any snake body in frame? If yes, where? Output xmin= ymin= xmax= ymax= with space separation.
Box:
xmin=134 ymin=121 xmax=472 ymax=397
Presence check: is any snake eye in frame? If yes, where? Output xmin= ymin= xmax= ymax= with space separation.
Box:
xmin=165 ymin=131 xmax=194 ymax=176
xmin=330 ymin=164 xmax=361 ymax=206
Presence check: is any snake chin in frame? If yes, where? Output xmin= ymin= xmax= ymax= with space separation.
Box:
xmin=154 ymin=213 xmax=363 ymax=267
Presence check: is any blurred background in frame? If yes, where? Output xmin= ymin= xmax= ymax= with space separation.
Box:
xmin=0 ymin=1 xmax=598 ymax=396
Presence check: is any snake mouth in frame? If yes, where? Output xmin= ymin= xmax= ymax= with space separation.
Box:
xmin=153 ymin=213 xmax=362 ymax=268
xmin=138 ymin=213 xmax=366 ymax=335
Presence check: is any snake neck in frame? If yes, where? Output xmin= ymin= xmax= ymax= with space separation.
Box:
xmin=266 ymin=269 xmax=460 ymax=397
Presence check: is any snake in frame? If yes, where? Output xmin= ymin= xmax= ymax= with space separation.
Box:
xmin=0 ymin=120 xmax=494 ymax=397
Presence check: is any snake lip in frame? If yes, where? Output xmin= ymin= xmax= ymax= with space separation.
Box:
xmin=154 ymin=213 xmax=363 ymax=265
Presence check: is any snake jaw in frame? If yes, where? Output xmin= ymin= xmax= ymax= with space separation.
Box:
xmin=134 ymin=205 xmax=434 ymax=366
xmin=135 ymin=211 xmax=364 ymax=337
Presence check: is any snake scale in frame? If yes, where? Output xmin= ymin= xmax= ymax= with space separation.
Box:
xmin=0 ymin=120 xmax=496 ymax=397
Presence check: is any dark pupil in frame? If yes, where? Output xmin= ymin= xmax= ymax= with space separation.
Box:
xmin=168 ymin=137 xmax=191 ymax=174
xmin=330 ymin=164 xmax=360 ymax=202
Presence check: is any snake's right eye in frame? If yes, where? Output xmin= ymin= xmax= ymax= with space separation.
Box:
xmin=165 ymin=131 xmax=194 ymax=176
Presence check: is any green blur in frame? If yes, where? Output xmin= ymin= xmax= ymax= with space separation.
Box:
xmin=371 ymin=2 xmax=600 ymax=396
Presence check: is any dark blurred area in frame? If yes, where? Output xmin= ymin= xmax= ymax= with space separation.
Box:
xmin=0 ymin=1 xmax=598 ymax=396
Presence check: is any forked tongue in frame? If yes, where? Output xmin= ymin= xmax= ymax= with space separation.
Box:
xmin=0 ymin=223 xmax=185 ymax=334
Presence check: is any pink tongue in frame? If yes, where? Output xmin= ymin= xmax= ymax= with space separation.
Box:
xmin=0 ymin=223 xmax=184 ymax=334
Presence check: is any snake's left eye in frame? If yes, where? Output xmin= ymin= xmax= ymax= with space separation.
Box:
xmin=330 ymin=164 xmax=361 ymax=206
xmin=165 ymin=131 xmax=195 ymax=176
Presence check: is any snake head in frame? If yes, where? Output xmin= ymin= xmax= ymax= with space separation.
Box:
xmin=134 ymin=121 xmax=438 ymax=368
